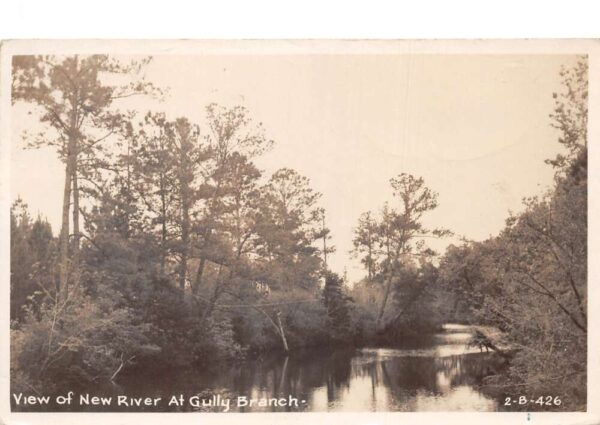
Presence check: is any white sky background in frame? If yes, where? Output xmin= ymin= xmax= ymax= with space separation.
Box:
xmin=10 ymin=54 xmax=578 ymax=283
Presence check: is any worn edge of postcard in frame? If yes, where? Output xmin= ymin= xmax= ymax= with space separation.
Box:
xmin=0 ymin=39 xmax=599 ymax=425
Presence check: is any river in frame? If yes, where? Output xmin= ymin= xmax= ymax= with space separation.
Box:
xmin=96 ymin=323 xmax=505 ymax=412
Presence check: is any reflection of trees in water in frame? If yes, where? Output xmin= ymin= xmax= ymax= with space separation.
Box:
xmin=228 ymin=349 xmax=356 ymax=407
xmin=347 ymin=352 xmax=502 ymax=402
xmin=113 ymin=349 xmax=504 ymax=411
xmin=451 ymin=354 xmax=501 ymax=385
xmin=247 ymin=350 xmax=501 ymax=407
xmin=290 ymin=350 xmax=354 ymax=403
xmin=380 ymin=357 xmax=438 ymax=401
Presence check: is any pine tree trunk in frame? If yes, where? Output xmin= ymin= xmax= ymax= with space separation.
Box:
xmin=193 ymin=172 xmax=224 ymax=293
xmin=71 ymin=167 xmax=80 ymax=286
xmin=160 ymin=178 xmax=167 ymax=275
xmin=179 ymin=202 xmax=189 ymax=290
xmin=65 ymin=58 xmax=80 ymax=293
xmin=58 ymin=158 xmax=73 ymax=296
xmin=179 ymin=252 xmax=188 ymax=290
xmin=124 ymin=140 xmax=132 ymax=239
xmin=179 ymin=151 xmax=190 ymax=291
xmin=193 ymin=256 xmax=206 ymax=294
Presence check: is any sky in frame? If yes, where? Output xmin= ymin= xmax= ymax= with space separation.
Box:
xmin=10 ymin=54 xmax=577 ymax=283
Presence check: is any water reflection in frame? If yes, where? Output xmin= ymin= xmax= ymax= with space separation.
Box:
xmin=312 ymin=350 xmax=500 ymax=411
xmin=28 ymin=324 xmax=504 ymax=412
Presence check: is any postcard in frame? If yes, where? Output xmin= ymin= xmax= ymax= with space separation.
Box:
xmin=1 ymin=39 xmax=598 ymax=425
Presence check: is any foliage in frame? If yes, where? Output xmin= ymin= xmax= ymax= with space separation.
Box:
xmin=436 ymin=58 xmax=588 ymax=409
xmin=351 ymin=173 xmax=450 ymax=329
xmin=10 ymin=55 xmax=589 ymax=411
xmin=322 ymin=272 xmax=353 ymax=342
xmin=10 ymin=55 xmax=340 ymax=392
xmin=10 ymin=199 xmax=55 ymax=323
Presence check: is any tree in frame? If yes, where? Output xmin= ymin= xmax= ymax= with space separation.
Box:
xmin=192 ymin=104 xmax=272 ymax=293
xmin=131 ymin=112 xmax=180 ymax=275
xmin=433 ymin=59 xmax=588 ymax=408
xmin=168 ymin=117 xmax=201 ymax=290
xmin=195 ymin=153 xmax=263 ymax=321
xmin=254 ymin=168 xmax=324 ymax=291
xmin=322 ymin=271 xmax=353 ymax=342
xmin=316 ymin=208 xmax=335 ymax=272
xmin=352 ymin=211 xmax=378 ymax=281
xmin=10 ymin=199 xmax=55 ymax=323
xmin=437 ymin=241 xmax=488 ymax=322
xmin=353 ymin=174 xmax=450 ymax=328
xmin=12 ymin=55 xmax=158 ymax=297
xmin=546 ymin=57 xmax=587 ymax=173
xmin=389 ymin=260 xmax=439 ymax=327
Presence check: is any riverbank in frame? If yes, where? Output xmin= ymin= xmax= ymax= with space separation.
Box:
xmin=12 ymin=323 xmax=510 ymax=412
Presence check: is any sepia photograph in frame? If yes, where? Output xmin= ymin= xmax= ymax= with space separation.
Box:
xmin=0 ymin=40 xmax=596 ymax=422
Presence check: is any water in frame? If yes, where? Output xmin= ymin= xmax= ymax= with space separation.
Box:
xmin=15 ymin=324 xmax=506 ymax=412
xmin=104 ymin=324 xmax=505 ymax=412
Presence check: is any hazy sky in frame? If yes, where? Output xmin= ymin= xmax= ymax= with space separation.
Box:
xmin=10 ymin=54 xmax=577 ymax=282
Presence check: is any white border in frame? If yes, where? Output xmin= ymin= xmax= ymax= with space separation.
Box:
xmin=1 ymin=1 xmax=600 ymax=38
xmin=1 ymin=39 xmax=599 ymax=425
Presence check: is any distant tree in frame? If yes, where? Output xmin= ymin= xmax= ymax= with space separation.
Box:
xmin=10 ymin=199 xmax=34 ymax=322
xmin=352 ymin=211 xmax=378 ymax=281
xmin=389 ymin=260 xmax=439 ymax=326
xmin=316 ymin=208 xmax=335 ymax=272
xmin=322 ymin=271 xmax=353 ymax=342
xmin=10 ymin=199 xmax=55 ymax=323
xmin=437 ymin=242 xmax=489 ymax=320
xmin=353 ymin=174 xmax=450 ymax=328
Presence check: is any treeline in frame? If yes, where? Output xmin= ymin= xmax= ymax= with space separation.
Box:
xmin=349 ymin=59 xmax=588 ymax=408
xmin=10 ymin=55 xmax=358 ymax=393
xmin=437 ymin=59 xmax=588 ymax=408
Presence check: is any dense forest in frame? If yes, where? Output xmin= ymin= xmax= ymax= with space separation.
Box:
xmin=10 ymin=55 xmax=587 ymax=409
